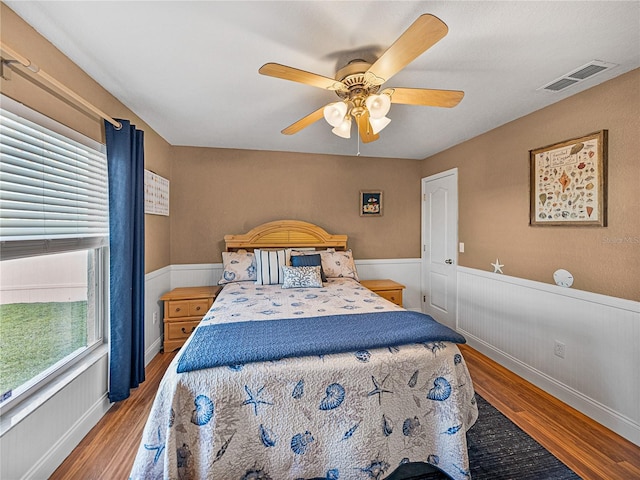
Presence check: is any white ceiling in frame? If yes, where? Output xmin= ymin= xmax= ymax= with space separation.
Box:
xmin=5 ymin=1 xmax=640 ymax=160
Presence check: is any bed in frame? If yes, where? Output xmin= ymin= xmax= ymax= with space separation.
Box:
xmin=130 ymin=220 xmax=478 ymax=480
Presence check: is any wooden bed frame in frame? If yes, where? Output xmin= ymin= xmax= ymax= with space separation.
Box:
xmin=224 ymin=220 xmax=348 ymax=251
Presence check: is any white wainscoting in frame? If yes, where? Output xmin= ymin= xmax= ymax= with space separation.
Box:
xmin=457 ymin=266 xmax=640 ymax=446
xmin=144 ymin=265 xmax=171 ymax=365
xmin=355 ymin=258 xmax=422 ymax=310
xmin=0 ymin=348 xmax=110 ymax=480
xmin=166 ymin=258 xmax=422 ymax=308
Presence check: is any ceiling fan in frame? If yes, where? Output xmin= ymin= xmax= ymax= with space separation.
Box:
xmin=258 ymin=14 xmax=464 ymax=143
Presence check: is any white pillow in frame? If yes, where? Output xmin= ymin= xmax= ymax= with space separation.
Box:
xmin=254 ymin=248 xmax=291 ymax=285
xmin=281 ymin=265 xmax=323 ymax=289
xmin=219 ymin=250 xmax=256 ymax=284
xmin=319 ymin=249 xmax=359 ymax=281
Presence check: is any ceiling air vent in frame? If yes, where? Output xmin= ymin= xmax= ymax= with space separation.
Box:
xmin=538 ymin=60 xmax=618 ymax=92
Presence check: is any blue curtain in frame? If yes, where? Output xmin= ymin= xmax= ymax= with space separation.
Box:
xmin=105 ymin=119 xmax=145 ymax=402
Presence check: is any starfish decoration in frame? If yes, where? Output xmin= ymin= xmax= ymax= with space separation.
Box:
xmin=491 ymin=258 xmax=504 ymax=274
xmin=242 ymin=385 xmax=273 ymax=416
xmin=367 ymin=374 xmax=393 ymax=405
xmin=144 ymin=425 xmax=166 ymax=464
xmin=359 ymin=458 xmax=390 ymax=480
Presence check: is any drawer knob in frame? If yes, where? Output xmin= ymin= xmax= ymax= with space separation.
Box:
xmin=176 ymin=307 xmax=181 ymax=312
xmin=181 ymin=326 xmax=196 ymax=334
xmin=196 ymin=306 xmax=201 ymax=311
xmin=390 ymin=296 xmax=395 ymax=301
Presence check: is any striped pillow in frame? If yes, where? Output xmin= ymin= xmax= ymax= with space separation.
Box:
xmin=254 ymin=249 xmax=291 ymax=285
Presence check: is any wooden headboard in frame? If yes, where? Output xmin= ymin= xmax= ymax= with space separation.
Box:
xmin=224 ymin=220 xmax=348 ymax=251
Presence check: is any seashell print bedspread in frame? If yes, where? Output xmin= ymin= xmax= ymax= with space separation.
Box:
xmin=130 ymin=279 xmax=478 ymax=480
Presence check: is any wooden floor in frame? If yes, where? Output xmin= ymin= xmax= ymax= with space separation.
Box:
xmin=50 ymin=345 xmax=640 ymax=480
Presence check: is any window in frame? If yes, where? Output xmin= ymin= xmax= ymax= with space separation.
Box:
xmin=0 ymin=96 xmax=108 ymax=411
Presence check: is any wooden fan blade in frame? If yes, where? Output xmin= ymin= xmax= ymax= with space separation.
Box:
xmin=357 ymin=111 xmax=380 ymax=143
xmin=281 ymin=106 xmax=325 ymax=135
xmin=383 ymin=87 xmax=464 ymax=108
xmin=259 ymin=63 xmax=347 ymax=91
xmin=367 ymin=14 xmax=448 ymax=84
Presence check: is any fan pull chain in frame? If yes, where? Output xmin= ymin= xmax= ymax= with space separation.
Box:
xmin=356 ymin=115 xmax=361 ymax=156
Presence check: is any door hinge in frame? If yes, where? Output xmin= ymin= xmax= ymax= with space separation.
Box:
xmin=423 ymin=295 xmax=426 ymax=303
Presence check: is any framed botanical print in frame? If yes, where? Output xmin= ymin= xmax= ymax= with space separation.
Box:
xmin=530 ymin=130 xmax=607 ymax=226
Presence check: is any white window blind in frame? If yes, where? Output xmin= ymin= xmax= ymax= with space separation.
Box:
xmin=0 ymin=99 xmax=109 ymax=260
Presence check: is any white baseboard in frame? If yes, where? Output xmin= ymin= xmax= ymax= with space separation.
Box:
xmin=145 ymin=336 xmax=162 ymax=366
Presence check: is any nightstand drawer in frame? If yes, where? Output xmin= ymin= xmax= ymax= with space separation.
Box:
xmin=189 ymin=299 xmax=209 ymax=316
xmin=360 ymin=279 xmax=406 ymax=307
xmin=167 ymin=299 xmax=210 ymax=318
xmin=377 ymin=289 xmax=402 ymax=306
xmin=160 ymin=286 xmax=222 ymax=352
xmin=167 ymin=300 xmax=191 ymax=318
xmin=166 ymin=320 xmax=199 ymax=341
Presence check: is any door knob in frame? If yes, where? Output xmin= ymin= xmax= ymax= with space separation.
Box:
xmin=445 ymin=259 xmax=454 ymax=264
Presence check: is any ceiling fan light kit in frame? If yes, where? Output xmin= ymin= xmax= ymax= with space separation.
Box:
xmin=332 ymin=117 xmax=352 ymax=139
xmin=369 ymin=116 xmax=391 ymax=135
xmin=258 ymin=14 xmax=464 ymax=144
xmin=365 ymin=93 xmax=391 ymax=119
xmin=323 ymin=91 xmax=392 ymax=138
xmin=323 ymin=102 xmax=348 ymax=128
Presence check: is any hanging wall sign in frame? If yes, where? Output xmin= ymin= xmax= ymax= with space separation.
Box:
xmin=144 ymin=169 xmax=169 ymax=216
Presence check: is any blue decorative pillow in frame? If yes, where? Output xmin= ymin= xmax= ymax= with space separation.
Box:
xmin=291 ymin=253 xmax=327 ymax=282
xmin=255 ymin=248 xmax=291 ymax=285
xmin=281 ymin=265 xmax=323 ymax=289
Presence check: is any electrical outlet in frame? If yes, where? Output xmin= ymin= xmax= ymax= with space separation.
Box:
xmin=554 ymin=340 xmax=566 ymax=358
xmin=152 ymin=312 xmax=159 ymax=325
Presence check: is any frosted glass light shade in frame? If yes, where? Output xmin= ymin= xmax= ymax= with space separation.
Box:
xmin=369 ymin=116 xmax=391 ymax=134
xmin=365 ymin=94 xmax=391 ymax=119
xmin=323 ymin=102 xmax=348 ymax=127
xmin=331 ymin=116 xmax=351 ymax=138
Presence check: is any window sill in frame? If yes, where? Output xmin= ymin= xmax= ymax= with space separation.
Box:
xmin=0 ymin=343 xmax=109 ymax=437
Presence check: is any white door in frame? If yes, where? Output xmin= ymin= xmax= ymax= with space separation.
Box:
xmin=421 ymin=169 xmax=458 ymax=329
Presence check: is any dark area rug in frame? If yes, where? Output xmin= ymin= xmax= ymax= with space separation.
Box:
xmin=387 ymin=395 xmax=582 ymax=480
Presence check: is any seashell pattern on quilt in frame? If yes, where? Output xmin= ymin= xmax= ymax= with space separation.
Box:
xmin=130 ymin=278 xmax=478 ymax=480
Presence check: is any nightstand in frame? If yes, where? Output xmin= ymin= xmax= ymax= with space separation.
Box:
xmin=160 ymin=286 xmax=222 ymax=352
xmin=360 ymin=279 xmax=406 ymax=307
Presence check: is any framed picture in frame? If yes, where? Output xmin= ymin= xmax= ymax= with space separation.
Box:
xmin=144 ymin=169 xmax=170 ymax=216
xmin=360 ymin=190 xmax=383 ymax=217
xmin=530 ymin=130 xmax=607 ymax=226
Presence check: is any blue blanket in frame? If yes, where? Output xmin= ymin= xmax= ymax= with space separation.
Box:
xmin=177 ymin=311 xmax=466 ymax=373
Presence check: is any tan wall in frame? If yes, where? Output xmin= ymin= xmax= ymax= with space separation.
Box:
xmin=422 ymin=68 xmax=640 ymax=301
xmin=0 ymin=3 xmax=172 ymax=273
xmin=4 ymin=3 xmax=638 ymax=299
xmin=169 ymin=147 xmax=422 ymax=264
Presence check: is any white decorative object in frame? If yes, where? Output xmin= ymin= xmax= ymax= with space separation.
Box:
xmin=553 ymin=269 xmax=574 ymax=287
xmin=144 ymin=169 xmax=169 ymax=216
xmin=491 ymin=258 xmax=504 ymax=274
